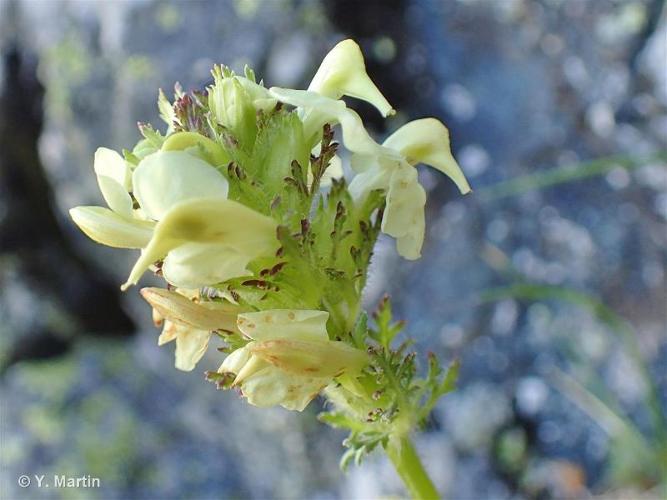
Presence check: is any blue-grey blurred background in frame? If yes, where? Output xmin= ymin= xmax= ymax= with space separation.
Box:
xmin=1 ymin=0 xmax=665 ymax=498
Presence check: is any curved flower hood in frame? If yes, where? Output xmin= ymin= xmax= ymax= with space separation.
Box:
xmin=308 ymin=39 xmax=394 ymax=118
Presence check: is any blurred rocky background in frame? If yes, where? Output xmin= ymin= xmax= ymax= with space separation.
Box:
xmin=1 ymin=0 xmax=665 ymax=498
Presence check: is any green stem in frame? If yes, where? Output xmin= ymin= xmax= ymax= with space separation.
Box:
xmin=385 ymin=435 xmax=440 ymax=499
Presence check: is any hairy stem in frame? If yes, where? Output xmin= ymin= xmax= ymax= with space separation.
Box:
xmin=385 ymin=435 xmax=440 ymax=499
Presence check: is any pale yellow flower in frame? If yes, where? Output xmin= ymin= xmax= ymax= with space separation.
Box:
xmin=130 ymin=149 xmax=274 ymax=289
xmin=266 ymin=88 xmax=470 ymax=259
xmin=219 ymin=310 xmax=367 ymax=411
xmin=71 ymin=145 xmax=277 ymax=290
xmin=269 ymin=38 xmax=393 ymax=149
xmin=348 ymin=118 xmax=471 ymax=259
xmin=382 ymin=118 xmax=471 ymax=195
xmin=141 ymin=287 xmax=240 ymax=371
xmin=122 ymin=198 xmax=277 ymax=290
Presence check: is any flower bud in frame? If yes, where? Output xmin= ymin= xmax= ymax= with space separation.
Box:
xmin=234 ymin=75 xmax=277 ymax=112
xmin=208 ymin=73 xmax=257 ymax=147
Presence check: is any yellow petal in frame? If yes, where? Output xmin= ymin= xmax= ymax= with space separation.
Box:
xmin=133 ymin=150 xmax=229 ymax=220
xmin=383 ymin=118 xmax=471 ymax=194
xmin=174 ymin=327 xmax=211 ymax=371
xmin=162 ymin=242 xmax=252 ymax=289
xmin=96 ymin=175 xmax=133 ymax=217
xmin=239 ymin=365 xmax=328 ymax=411
xmin=347 ymin=162 xmax=393 ymax=200
xmin=308 ymin=39 xmax=394 ymax=117
xmin=122 ymin=198 xmax=276 ymax=289
xmin=69 ymin=206 xmax=154 ymax=249
xmin=395 ymin=224 xmax=425 ymax=261
xmin=94 ymin=147 xmax=132 ymax=190
xmin=218 ymin=346 xmax=252 ymax=375
xmin=381 ymin=164 xmax=426 ymax=260
xmin=158 ymin=320 xmax=211 ymax=371
xmin=232 ymin=351 xmax=271 ymax=385
xmin=140 ymin=287 xmax=237 ymax=331
xmin=236 ymin=309 xmax=329 ymax=341
xmin=93 ymin=147 xmax=133 ymax=216
xmin=158 ymin=320 xmax=179 ymax=345
xmin=381 ymin=164 xmax=425 ymax=238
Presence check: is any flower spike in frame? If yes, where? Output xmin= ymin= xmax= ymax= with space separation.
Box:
xmin=67 ymin=40 xmax=474 ymax=492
